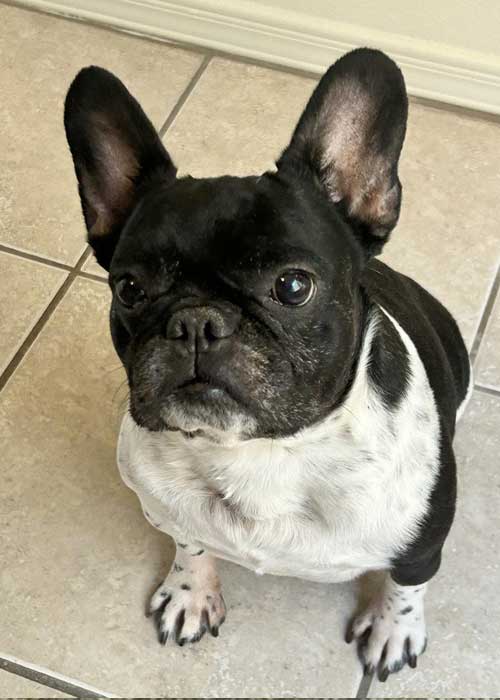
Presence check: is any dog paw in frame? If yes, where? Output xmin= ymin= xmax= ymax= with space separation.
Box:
xmin=346 ymin=579 xmax=427 ymax=681
xmin=148 ymin=569 xmax=226 ymax=646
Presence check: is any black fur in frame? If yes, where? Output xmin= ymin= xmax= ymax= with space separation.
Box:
xmin=367 ymin=306 xmax=409 ymax=408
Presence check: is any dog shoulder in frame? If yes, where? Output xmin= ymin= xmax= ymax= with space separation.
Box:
xmin=363 ymin=304 xmax=457 ymax=574
xmin=362 ymin=259 xmax=470 ymax=433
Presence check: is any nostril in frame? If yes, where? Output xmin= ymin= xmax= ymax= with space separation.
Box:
xmin=166 ymin=316 xmax=188 ymax=341
xmin=203 ymin=320 xmax=218 ymax=342
xmin=203 ymin=315 xmax=231 ymax=341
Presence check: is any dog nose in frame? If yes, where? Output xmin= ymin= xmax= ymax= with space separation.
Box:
xmin=166 ymin=305 xmax=240 ymax=352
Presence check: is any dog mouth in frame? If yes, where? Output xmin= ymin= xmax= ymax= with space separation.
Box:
xmin=173 ymin=376 xmax=243 ymax=406
xmin=153 ymin=374 xmax=255 ymax=440
xmin=129 ymin=362 xmax=258 ymax=439
xmin=176 ymin=378 xmax=228 ymax=398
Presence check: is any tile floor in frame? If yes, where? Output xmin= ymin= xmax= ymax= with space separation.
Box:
xmin=0 ymin=2 xmax=499 ymax=697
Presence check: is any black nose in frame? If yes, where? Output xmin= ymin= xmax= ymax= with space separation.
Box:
xmin=166 ymin=305 xmax=240 ymax=353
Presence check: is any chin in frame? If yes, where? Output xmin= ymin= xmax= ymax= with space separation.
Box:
xmin=160 ymin=384 xmax=258 ymax=444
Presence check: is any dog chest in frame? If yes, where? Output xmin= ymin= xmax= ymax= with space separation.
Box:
xmin=117 ymin=393 xmax=439 ymax=582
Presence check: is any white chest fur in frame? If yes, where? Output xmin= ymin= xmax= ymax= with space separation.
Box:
xmin=117 ymin=308 xmax=440 ymax=583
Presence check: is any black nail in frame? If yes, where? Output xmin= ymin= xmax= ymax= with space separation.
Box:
xmin=404 ymin=637 xmax=411 ymax=658
xmin=359 ymin=626 xmax=372 ymax=648
xmin=174 ymin=608 xmax=186 ymax=643
xmin=379 ymin=667 xmax=390 ymax=682
xmin=201 ymin=608 xmax=210 ymax=630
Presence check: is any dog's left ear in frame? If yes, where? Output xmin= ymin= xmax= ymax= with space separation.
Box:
xmin=277 ymin=48 xmax=408 ymax=255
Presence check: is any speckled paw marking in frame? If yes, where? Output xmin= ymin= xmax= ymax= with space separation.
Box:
xmin=148 ymin=565 xmax=226 ymax=646
xmin=346 ymin=578 xmax=428 ymax=681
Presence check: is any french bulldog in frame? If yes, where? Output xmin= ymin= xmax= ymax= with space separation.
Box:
xmin=64 ymin=48 xmax=471 ymax=681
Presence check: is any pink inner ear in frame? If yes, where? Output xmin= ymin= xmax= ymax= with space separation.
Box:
xmin=314 ymin=78 xmax=402 ymax=236
xmin=85 ymin=115 xmax=141 ymax=237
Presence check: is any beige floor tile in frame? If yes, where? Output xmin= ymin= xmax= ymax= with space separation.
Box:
xmin=0 ymin=670 xmax=70 ymax=698
xmin=475 ymin=287 xmax=500 ymax=390
xmin=0 ymin=4 xmax=204 ymax=265
xmin=0 ymin=278 xmax=362 ymax=696
xmin=82 ymin=254 xmax=107 ymax=280
xmin=165 ymin=57 xmax=316 ymax=177
xmin=0 ymin=251 xmax=66 ymax=375
xmin=381 ymin=103 xmax=500 ymax=348
xmin=369 ymin=390 xmax=500 ymax=697
xmin=165 ymin=59 xmax=500 ymax=346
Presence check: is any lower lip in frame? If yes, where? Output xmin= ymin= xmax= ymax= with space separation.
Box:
xmin=182 ymin=382 xmax=225 ymax=398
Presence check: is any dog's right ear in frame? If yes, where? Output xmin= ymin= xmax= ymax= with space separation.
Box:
xmin=64 ymin=66 xmax=176 ymax=270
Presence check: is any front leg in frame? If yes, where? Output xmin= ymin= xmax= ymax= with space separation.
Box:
xmin=346 ymin=572 xmax=428 ymax=681
xmin=148 ymin=541 xmax=226 ymax=646
xmin=347 ymin=432 xmax=457 ymax=680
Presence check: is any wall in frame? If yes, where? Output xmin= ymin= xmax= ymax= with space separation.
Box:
xmin=252 ymin=0 xmax=500 ymax=59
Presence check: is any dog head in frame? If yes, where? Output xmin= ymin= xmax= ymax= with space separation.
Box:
xmin=64 ymin=49 xmax=407 ymax=442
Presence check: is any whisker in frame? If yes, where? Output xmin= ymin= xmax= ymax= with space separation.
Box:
xmin=104 ymin=365 xmax=125 ymax=375
xmin=112 ymin=378 xmax=129 ymax=406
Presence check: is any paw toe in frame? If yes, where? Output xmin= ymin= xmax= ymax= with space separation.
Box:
xmin=149 ymin=585 xmax=172 ymax=616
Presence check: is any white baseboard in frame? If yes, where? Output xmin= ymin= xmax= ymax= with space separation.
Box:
xmin=14 ymin=0 xmax=500 ymax=115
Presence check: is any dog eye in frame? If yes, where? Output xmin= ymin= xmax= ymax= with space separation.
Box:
xmin=272 ymin=270 xmax=315 ymax=306
xmin=115 ymin=277 xmax=147 ymax=308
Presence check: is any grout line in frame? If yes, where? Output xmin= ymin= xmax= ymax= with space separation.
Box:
xmin=158 ymin=53 xmax=212 ymax=138
xmin=355 ymin=670 xmax=374 ymax=698
xmin=0 ymin=243 xmax=74 ymax=272
xmin=77 ymin=269 xmax=108 ymax=284
xmin=207 ymin=46 xmax=317 ymax=81
xmin=469 ymin=262 xmax=500 ymax=365
xmin=474 ymin=383 xmax=500 ymax=398
xmin=0 ymin=247 xmax=92 ymax=394
xmin=0 ymin=654 xmax=117 ymax=698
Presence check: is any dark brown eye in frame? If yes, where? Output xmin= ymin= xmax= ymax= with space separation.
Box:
xmin=272 ymin=270 xmax=315 ymax=306
xmin=115 ymin=277 xmax=147 ymax=308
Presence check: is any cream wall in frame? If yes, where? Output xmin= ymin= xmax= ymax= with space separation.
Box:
xmin=250 ymin=0 xmax=500 ymax=59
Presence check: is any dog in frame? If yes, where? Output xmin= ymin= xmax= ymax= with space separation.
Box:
xmin=64 ymin=48 xmax=471 ymax=682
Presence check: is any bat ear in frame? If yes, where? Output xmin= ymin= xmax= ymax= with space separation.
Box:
xmin=278 ymin=49 xmax=408 ymax=255
xmin=64 ymin=66 xmax=176 ymax=270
